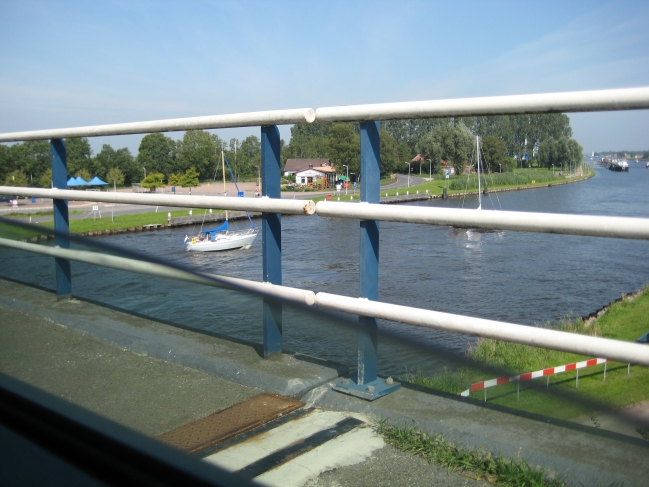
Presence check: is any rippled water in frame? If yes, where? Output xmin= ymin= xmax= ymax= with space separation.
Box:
xmin=2 ymin=163 xmax=648 ymax=376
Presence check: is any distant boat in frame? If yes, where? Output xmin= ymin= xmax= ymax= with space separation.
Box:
xmin=184 ymin=151 xmax=258 ymax=252
xmin=607 ymin=159 xmax=629 ymax=172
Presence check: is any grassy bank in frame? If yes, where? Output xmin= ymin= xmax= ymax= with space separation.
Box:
xmin=314 ymin=165 xmax=594 ymax=202
xmin=1 ymin=208 xmax=224 ymax=235
xmin=404 ymin=287 xmax=649 ymax=420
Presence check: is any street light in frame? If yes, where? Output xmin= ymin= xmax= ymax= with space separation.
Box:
xmin=405 ymin=162 xmax=410 ymax=187
xmin=499 ymin=164 xmax=502 ymax=173
xmin=143 ymin=166 xmax=146 ymax=178
xmin=343 ymin=164 xmax=348 ymax=194
xmin=552 ymin=164 xmax=554 ymax=174
xmin=428 ymin=159 xmax=432 ymax=180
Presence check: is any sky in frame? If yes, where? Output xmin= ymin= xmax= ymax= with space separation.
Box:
xmin=1 ymin=0 xmax=648 ymax=156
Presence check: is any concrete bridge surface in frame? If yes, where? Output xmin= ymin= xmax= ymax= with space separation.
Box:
xmin=0 ymin=279 xmax=647 ymax=486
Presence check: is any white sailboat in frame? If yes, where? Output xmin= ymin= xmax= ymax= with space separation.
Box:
xmin=184 ymin=151 xmax=259 ymax=252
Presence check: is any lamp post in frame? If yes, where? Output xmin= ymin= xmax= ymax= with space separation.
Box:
xmin=428 ymin=159 xmax=432 ymax=180
xmin=143 ymin=166 xmax=146 ymax=178
xmin=405 ymin=162 xmax=410 ymax=187
xmin=419 ymin=158 xmax=422 ymax=175
xmin=343 ymin=164 xmax=348 ymax=194
xmin=552 ymin=164 xmax=554 ymax=174
xmin=255 ymin=165 xmax=260 ymax=194
xmin=499 ymin=164 xmax=502 ymax=173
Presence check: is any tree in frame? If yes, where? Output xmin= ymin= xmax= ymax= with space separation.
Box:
xmin=136 ymin=133 xmax=176 ymax=179
xmin=379 ymin=130 xmax=399 ymax=176
xmin=237 ymin=135 xmax=261 ymax=179
xmin=327 ymin=123 xmax=359 ymax=175
xmin=480 ymin=136 xmax=510 ymax=173
xmin=537 ymin=138 xmax=558 ymax=169
xmin=176 ymin=130 xmax=223 ymax=180
xmin=179 ymin=167 xmax=200 ymax=192
xmin=65 ymin=138 xmax=93 ymax=177
xmin=283 ymin=122 xmax=331 ymax=167
xmin=168 ymin=173 xmax=181 ymax=187
xmin=39 ymin=168 xmax=52 ymax=188
xmin=416 ymin=133 xmax=440 ymax=176
xmin=9 ymin=141 xmax=50 ymax=185
xmin=5 ymin=170 xmax=29 ymax=187
xmin=140 ymin=172 xmax=166 ymax=192
xmin=424 ymin=122 xmax=473 ymax=176
xmin=75 ymin=168 xmax=92 ymax=182
xmin=106 ymin=167 xmax=125 ymax=187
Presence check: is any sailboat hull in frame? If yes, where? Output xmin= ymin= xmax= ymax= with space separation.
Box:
xmin=185 ymin=229 xmax=258 ymax=252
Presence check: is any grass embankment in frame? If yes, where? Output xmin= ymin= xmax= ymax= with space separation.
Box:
xmin=377 ymin=421 xmax=565 ymax=487
xmin=1 ymin=209 xmax=222 ymax=236
xmin=404 ymin=287 xmax=649 ymax=420
xmin=313 ymin=166 xmax=594 ymax=203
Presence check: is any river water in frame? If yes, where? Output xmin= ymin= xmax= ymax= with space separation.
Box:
xmin=1 ymin=163 xmax=648 ymax=376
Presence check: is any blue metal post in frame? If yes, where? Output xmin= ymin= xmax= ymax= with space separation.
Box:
xmin=333 ymin=121 xmax=400 ymax=400
xmin=51 ymin=139 xmax=71 ymax=297
xmin=261 ymin=125 xmax=282 ymax=357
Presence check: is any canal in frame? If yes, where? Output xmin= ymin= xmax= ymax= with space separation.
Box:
xmin=1 ymin=163 xmax=648 ymax=377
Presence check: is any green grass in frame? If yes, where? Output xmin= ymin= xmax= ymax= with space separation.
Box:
xmin=3 ymin=209 xmax=225 ymax=235
xmin=403 ymin=287 xmax=649 ymax=420
xmin=2 ymin=210 xmax=84 ymax=218
xmin=376 ymin=420 xmax=566 ymax=486
xmin=311 ymin=166 xmax=593 ymax=202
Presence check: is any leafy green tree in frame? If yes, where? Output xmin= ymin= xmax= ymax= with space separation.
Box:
xmin=8 ymin=141 xmax=50 ymax=185
xmin=140 ymin=172 xmax=166 ymax=191
xmin=176 ymin=130 xmax=224 ymax=181
xmin=39 ymin=168 xmax=52 ymax=188
xmin=426 ymin=122 xmax=474 ymax=176
xmin=179 ymin=167 xmax=200 ymax=192
xmin=136 ymin=133 xmax=176 ymax=179
xmin=568 ymin=139 xmax=583 ymax=166
xmin=379 ymin=129 xmax=399 ymax=176
xmin=537 ymin=138 xmax=558 ymax=169
xmin=327 ymin=123 xmax=359 ymax=175
xmin=5 ymin=170 xmax=29 ymax=187
xmin=168 ymin=173 xmax=181 ymax=187
xmin=283 ymin=122 xmax=331 ymax=167
xmin=106 ymin=167 xmax=125 ymax=187
xmin=416 ymin=132 xmax=443 ymax=175
xmin=65 ymin=138 xmax=93 ymax=177
xmin=480 ymin=136 xmax=509 ymax=173
xmin=75 ymin=168 xmax=92 ymax=183
xmin=237 ymin=135 xmax=261 ymax=179
xmin=0 ymin=144 xmax=14 ymax=183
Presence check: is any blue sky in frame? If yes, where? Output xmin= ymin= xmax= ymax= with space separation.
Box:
xmin=1 ymin=0 xmax=648 ymax=155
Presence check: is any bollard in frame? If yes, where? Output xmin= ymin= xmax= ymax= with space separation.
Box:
xmin=167 ymin=212 xmax=171 ymax=222
xmin=443 ymin=186 xmax=447 ymax=199
xmin=576 ymin=368 xmax=579 ymax=388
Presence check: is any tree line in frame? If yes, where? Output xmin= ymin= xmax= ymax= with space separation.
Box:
xmin=1 ymin=113 xmax=584 ymax=188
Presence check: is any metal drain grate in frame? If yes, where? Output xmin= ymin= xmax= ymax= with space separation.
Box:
xmin=156 ymin=393 xmax=304 ymax=454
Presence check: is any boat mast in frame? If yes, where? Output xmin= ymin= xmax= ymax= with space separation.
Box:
xmin=476 ymin=136 xmax=482 ymax=210
xmin=222 ymin=150 xmax=228 ymax=223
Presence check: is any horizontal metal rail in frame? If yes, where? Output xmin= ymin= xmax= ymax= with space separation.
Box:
xmin=316 ymin=87 xmax=649 ymax=122
xmin=2 ymin=237 xmax=647 ymax=367
xmin=0 ymin=187 xmax=316 ymax=215
xmin=0 ymin=238 xmax=316 ymax=306
xmin=314 ymin=293 xmax=649 ymax=367
xmin=1 ymin=88 xmax=648 ymax=142
xmin=0 ymin=108 xmax=316 ymax=142
xmin=316 ymin=201 xmax=649 ymax=240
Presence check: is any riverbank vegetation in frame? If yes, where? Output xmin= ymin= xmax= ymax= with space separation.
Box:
xmin=1 ymin=113 xmax=585 ymax=192
xmin=403 ymin=287 xmax=649 ymax=421
xmin=1 ymin=208 xmax=226 ymax=236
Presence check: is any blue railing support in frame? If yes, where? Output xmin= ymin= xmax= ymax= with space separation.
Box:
xmin=333 ymin=121 xmax=401 ymax=400
xmin=50 ymin=139 xmax=71 ymax=297
xmin=261 ymin=125 xmax=282 ymax=357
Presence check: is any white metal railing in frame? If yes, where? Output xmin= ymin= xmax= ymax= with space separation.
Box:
xmin=0 ymin=108 xmax=315 ymax=142
xmin=1 ymin=237 xmax=647 ymax=366
xmin=0 ymin=187 xmax=316 ymax=216
xmin=0 ymin=238 xmax=315 ymax=306
xmin=316 ymin=87 xmax=649 ymax=122
xmin=316 ymin=201 xmax=649 ymax=240
xmin=1 ymin=86 xmax=648 ymax=370
xmin=0 ymin=88 xmax=648 ymax=141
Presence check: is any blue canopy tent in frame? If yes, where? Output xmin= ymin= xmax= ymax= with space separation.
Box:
xmin=67 ymin=177 xmax=89 ymax=187
xmin=87 ymin=176 xmax=108 ymax=186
